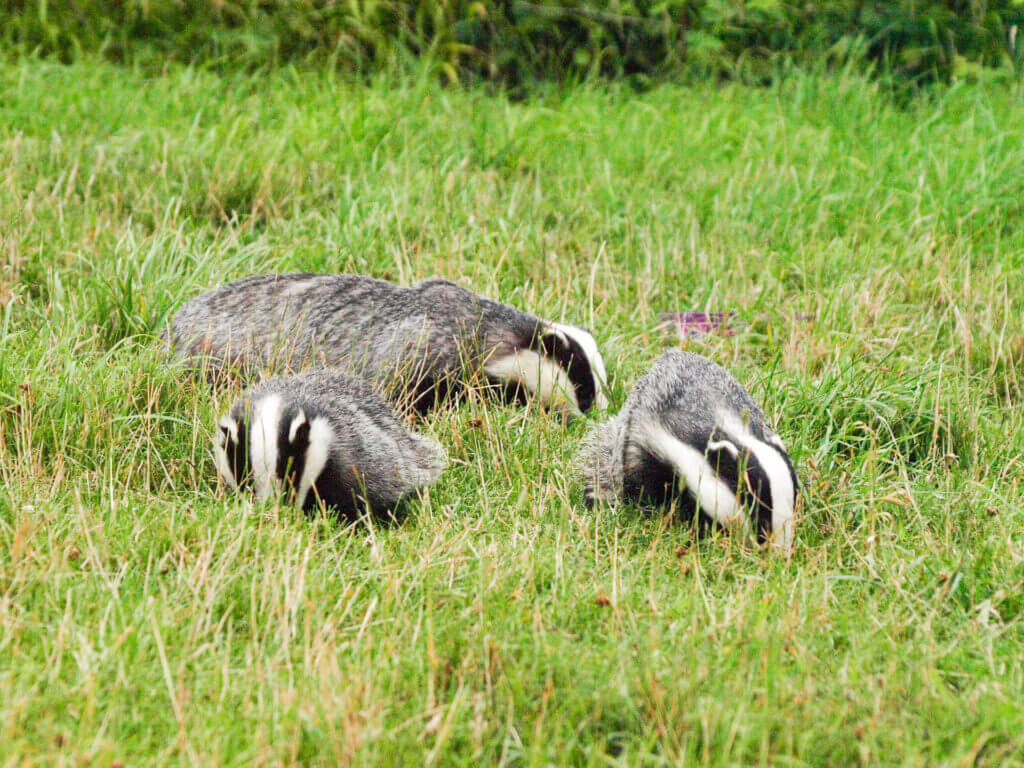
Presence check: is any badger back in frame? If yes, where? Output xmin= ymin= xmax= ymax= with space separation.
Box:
xmin=169 ymin=273 xmax=387 ymax=378
xmin=172 ymin=273 xmax=488 ymax=411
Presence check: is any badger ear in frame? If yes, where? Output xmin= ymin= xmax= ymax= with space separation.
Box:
xmin=288 ymin=409 xmax=311 ymax=445
xmin=535 ymin=327 xmax=597 ymax=413
xmin=707 ymin=438 xmax=739 ymax=459
xmin=704 ymin=438 xmax=743 ymax=496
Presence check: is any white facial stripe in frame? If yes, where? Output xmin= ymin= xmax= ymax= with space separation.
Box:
xmin=484 ymin=350 xmax=580 ymax=411
xmin=716 ymin=411 xmax=796 ymax=552
xmin=768 ymin=433 xmax=787 ymax=452
xmin=288 ymin=409 xmax=307 ymax=443
xmin=297 ymin=417 xmax=332 ymax=509
xmin=250 ymin=394 xmax=283 ymax=501
xmin=641 ymin=424 xmax=742 ymax=526
xmin=213 ymin=430 xmax=238 ymax=490
xmin=549 ymin=322 xmax=609 ymax=410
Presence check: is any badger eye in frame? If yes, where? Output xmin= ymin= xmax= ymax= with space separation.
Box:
xmin=218 ymin=424 xmax=231 ymax=445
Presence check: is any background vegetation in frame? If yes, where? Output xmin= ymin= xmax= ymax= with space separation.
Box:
xmin=1 ymin=55 xmax=1023 ymax=763
xmin=4 ymin=0 xmax=1024 ymax=86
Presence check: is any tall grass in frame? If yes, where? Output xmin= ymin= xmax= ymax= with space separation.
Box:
xmin=1 ymin=60 xmax=1023 ymax=764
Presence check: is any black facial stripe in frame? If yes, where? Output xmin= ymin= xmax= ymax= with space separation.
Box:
xmin=276 ymin=414 xmax=313 ymax=504
xmin=225 ymin=419 xmax=251 ymax=490
xmin=536 ymin=330 xmax=596 ymax=412
xmin=741 ymin=451 xmax=775 ymax=543
xmin=706 ymin=431 xmax=775 ymax=543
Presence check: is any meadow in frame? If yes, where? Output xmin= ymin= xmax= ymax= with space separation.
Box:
xmin=1 ymin=60 xmax=1023 ymax=765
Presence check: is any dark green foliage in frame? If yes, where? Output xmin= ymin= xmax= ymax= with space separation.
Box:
xmin=3 ymin=1 xmax=1024 ymax=84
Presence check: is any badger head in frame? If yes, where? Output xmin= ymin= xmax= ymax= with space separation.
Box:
xmin=628 ymin=410 xmax=798 ymax=552
xmin=484 ymin=321 xmax=609 ymax=414
xmin=213 ymin=394 xmax=334 ymax=510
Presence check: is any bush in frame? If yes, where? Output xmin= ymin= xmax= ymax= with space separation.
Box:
xmin=3 ymin=1 xmax=1023 ymax=85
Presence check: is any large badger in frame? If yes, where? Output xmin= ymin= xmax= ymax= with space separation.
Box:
xmin=214 ymin=369 xmax=446 ymax=518
xmin=168 ymin=273 xmax=608 ymax=415
xmin=578 ymin=350 xmax=798 ymax=552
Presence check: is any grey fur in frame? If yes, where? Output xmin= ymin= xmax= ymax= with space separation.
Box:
xmin=215 ymin=368 xmax=446 ymax=518
xmin=168 ymin=273 xmax=608 ymax=414
xmin=577 ymin=349 xmax=798 ymax=549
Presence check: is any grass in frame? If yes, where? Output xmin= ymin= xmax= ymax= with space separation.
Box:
xmin=1 ymin=59 xmax=1024 ymax=766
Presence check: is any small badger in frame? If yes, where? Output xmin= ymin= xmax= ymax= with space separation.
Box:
xmin=577 ymin=349 xmax=798 ymax=551
xmin=214 ymin=369 xmax=446 ymax=518
xmin=168 ymin=273 xmax=609 ymax=415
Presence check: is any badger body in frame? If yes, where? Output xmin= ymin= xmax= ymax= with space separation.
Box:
xmin=169 ymin=273 xmax=608 ymax=414
xmin=214 ymin=369 xmax=446 ymax=518
xmin=578 ymin=350 xmax=798 ymax=552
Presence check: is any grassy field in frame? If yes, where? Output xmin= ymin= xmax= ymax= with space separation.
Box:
xmin=1 ymin=60 xmax=1023 ymax=766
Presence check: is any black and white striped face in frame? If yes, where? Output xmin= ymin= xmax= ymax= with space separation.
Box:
xmin=632 ymin=411 xmax=798 ymax=552
xmin=213 ymin=394 xmax=335 ymax=510
xmin=483 ymin=322 xmax=609 ymax=414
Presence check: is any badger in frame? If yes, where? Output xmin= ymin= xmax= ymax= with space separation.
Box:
xmin=577 ymin=349 xmax=798 ymax=552
xmin=168 ymin=273 xmax=609 ymax=415
xmin=213 ymin=369 xmax=446 ymax=518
